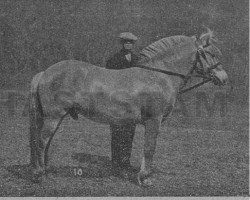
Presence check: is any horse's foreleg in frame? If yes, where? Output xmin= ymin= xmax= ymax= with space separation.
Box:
xmin=138 ymin=117 xmax=161 ymax=186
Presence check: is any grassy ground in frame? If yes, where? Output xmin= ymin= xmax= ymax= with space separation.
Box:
xmin=0 ymin=101 xmax=248 ymax=197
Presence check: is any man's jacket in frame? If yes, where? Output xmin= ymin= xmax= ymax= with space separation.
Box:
xmin=106 ymin=49 xmax=139 ymax=70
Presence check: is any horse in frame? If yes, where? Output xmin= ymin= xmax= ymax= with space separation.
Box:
xmin=28 ymin=29 xmax=228 ymax=186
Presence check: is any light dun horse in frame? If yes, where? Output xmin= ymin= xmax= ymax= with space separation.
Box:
xmin=28 ymin=29 xmax=228 ymax=186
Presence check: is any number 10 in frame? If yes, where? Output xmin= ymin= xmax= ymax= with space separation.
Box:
xmin=73 ymin=168 xmax=83 ymax=176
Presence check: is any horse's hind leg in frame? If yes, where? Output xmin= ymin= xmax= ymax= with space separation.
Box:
xmin=37 ymin=115 xmax=66 ymax=172
xmin=29 ymin=92 xmax=44 ymax=175
xmin=29 ymin=110 xmax=43 ymax=172
xmin=29 ymin=112 xmax=66 ymax=179
xmin=43 ymin=113 xmax=68 ymax=168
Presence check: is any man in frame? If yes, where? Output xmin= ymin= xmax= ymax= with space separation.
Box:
xmin=106 ymin=32 xmax=139 ymax=176
xmin=106 ymin=32 xmax=139 ymax=69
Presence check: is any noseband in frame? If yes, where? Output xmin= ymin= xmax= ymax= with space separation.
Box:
xmin=136 ymin=48 xmax=221 ymax=94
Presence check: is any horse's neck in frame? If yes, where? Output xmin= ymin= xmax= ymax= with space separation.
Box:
xmin=151 ymin=57 xmax=193 ymax=89
xmin=149 ymin=45 xmax=194 ymax=72
xmin=156 ymin=58 xmax=192 ymax=77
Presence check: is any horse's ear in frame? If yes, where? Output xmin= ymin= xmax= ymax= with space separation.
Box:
xmin=199 ymin=27 xmax=218 ymax=47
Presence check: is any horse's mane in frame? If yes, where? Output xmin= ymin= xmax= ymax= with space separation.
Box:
xmin=139 ymin=35 xmax=197 ymax=64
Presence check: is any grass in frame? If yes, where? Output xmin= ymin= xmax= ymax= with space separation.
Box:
xmin=0 ymin=102 xmax=249 ymax=196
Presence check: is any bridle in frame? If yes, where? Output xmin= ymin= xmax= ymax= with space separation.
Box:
xmin=136 ymin=47 xmax=221 ymax=94
xmin=178 ymin=47 xmax=221 ymax=94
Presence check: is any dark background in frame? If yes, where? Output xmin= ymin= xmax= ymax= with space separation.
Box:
xmin=0 ymin=0 xmax=248 ymax=103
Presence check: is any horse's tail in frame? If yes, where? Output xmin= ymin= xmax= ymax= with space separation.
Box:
xmin=29 ymin=71 xmax=44 ymax=120
xmin=29 ymin=71 xmax=44 ymax=166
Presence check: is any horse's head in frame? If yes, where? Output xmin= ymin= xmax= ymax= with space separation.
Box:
xmin=191 ymin=28 xmax=228 ymax=86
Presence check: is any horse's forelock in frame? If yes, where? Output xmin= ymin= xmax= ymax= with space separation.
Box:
xmin=200 ymin=27 xmax=214 ymax=40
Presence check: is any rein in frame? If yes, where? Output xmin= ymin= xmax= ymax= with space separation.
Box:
xmin=135 ymin=64 xmax=212 ymax=94
xmin=178 ymin=78 xmax=211 ymax=94
xmin=136 ymin=65 xmax=186 ymax=79
xmin=136 ymin=49 xmax=221 ymax=94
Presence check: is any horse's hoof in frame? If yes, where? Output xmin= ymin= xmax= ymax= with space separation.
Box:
xmin=142 ymin=178 xmax=153 ymax=186
xmin=137 ymin=175 xmax=153 ymax=187
xmin=137 ymin=172 xmax=153 ymax=187
xmin=29 ymin=167 xmax=45 ymax=183
xmin=30 ymin=173 xmax=43 ymax=183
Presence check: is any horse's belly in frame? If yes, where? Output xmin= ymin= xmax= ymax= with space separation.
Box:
xmin=80 ymin=103 xmax=142 ymax=124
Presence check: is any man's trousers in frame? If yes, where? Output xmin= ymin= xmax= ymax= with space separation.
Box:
xmin=110 ymin=123 xmax=136 ymax=169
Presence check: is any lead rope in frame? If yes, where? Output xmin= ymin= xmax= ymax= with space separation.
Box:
xmin=136 ymin=64 xmax=186 ymax=79
xmin=136 ymin=61 xmax=212 ymax=95
xmin=179 ymin=78 xmax=211 ymax=94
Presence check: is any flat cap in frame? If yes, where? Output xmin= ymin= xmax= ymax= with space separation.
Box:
xmin=118 ymin=32 xmax=138 ymax=41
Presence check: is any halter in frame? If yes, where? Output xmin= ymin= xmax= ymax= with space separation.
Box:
xmin=136 ymin=48 xmax=221 ymax=94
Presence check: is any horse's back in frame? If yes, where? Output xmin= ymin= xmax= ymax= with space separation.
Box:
xmin=41 ymin=60 xmax=93 ymax=81
xmin=39 ymin=60 xmax=100 ymax=93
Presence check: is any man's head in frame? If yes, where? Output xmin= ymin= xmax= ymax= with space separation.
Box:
xmin=119 ymin=32 xmax=138 ymax=51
